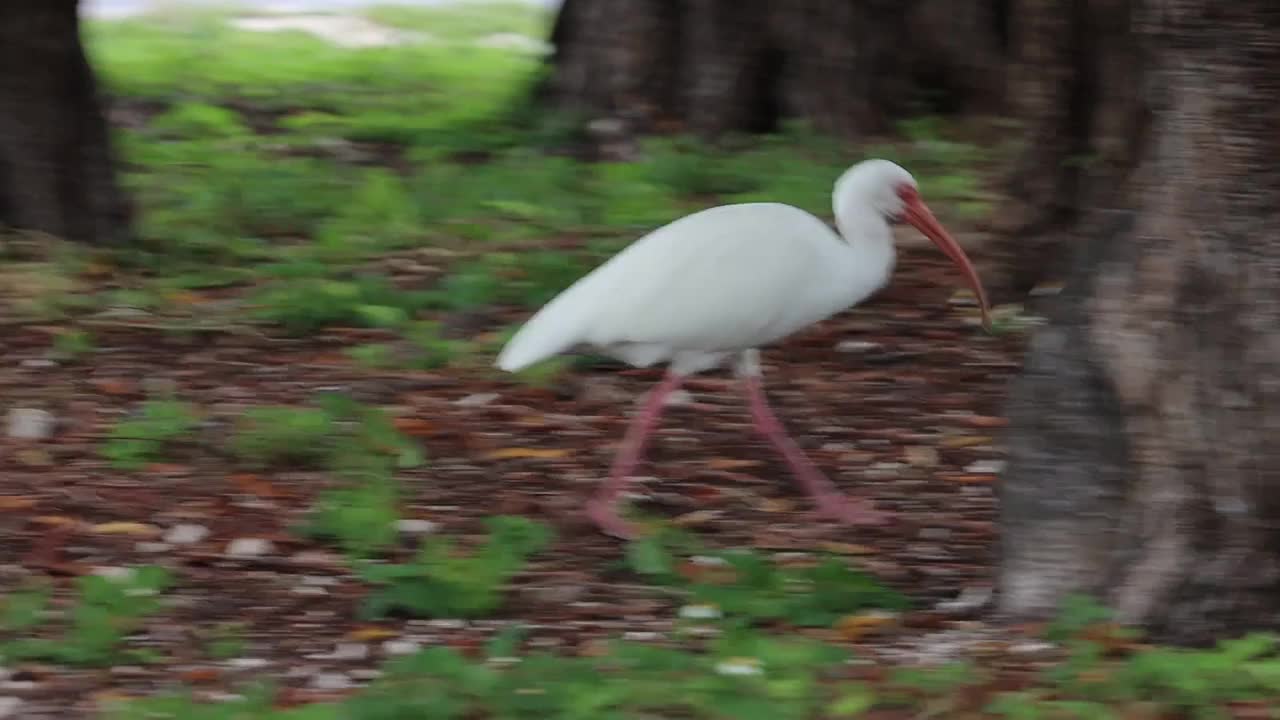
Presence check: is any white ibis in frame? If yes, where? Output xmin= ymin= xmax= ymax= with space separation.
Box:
xmin=495 ymin=159 xmax=991 ymax=539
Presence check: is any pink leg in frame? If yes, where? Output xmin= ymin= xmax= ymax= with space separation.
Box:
xmin=587 ymin=371 xmax=685 ymax=539
xmin=742 ymin=373 xmax=890 ymax=526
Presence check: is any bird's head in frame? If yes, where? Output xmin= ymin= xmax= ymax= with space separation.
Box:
xmin=835 ymin=159 xmax=992 ymax=330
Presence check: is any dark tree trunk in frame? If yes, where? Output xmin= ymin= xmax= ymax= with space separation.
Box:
xmin=543 ymin=0 xmax=1008 ymax=140
xmin=0 ymin=0 xmax=132 ymax=246
xmin=997 ymin=0 xmax=1280 ymax=644
xmin=984 ymin=0 xmax=1145 ymax=299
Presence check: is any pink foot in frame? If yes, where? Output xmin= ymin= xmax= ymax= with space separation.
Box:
xmin=586 ymin=499 xmax=640 ymax=540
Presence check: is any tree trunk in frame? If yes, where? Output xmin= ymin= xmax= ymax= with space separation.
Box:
xmin=543 ymin=0 xmax=1008 ymax=140
xmin=984 ymin=0 xmax=1145 ymax=299
xmin=0 ymin=0 xmax=132 ymax=246
xmin=997 ymin=0 xmax=1280 ymax=644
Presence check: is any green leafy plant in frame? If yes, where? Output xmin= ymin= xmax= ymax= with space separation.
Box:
xmin=628 ymin=529 xmax=909 ymax=627
xmin=51 ymin=328 xmax=95 ymax=361
xmin=251 ymin=274 xmax=432 ymax=336
xmin=357 ymin=515 xmax=552 ymax=619
xmin=229 ymin=404 xmax=337 ymax=468
xmin=101 ymin=398 xmax=201 ymax=470
xmin=295 ymin=393 xmax=424 ymax=560
xmin=1 ymin=567 xmax=173 ymax=666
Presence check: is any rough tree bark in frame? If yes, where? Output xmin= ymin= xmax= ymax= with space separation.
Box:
xmin=0 ymin=0 xmax=132 ymax=246
xmin=984 ymin=0 xmax=1145 ymax=298
xmin=543 ymin=0 xmax=1007 ymax=139
xmin=998 ymin=0 xmax=1280 ymax=644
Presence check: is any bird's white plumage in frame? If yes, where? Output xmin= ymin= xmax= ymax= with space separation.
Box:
xmin=496 ymin=160 xmax=912 ymax=376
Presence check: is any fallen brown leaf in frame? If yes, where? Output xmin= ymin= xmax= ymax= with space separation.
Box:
xmin=231 ymin=472 xmax=289 ymax=499
xmin=92 ymin=521 xmax=161 ymax=537
xmin=347 ymin=627 xmax=399 ymax=641
xmin=487 ymin=447 xmax=571 ymax=460
xmin=706 ymin=458 xmax=762 ymax=470
xmin=835 ymin=611 xmax=900 ymax=642
xmin=0 ymin=495 xmax=38 ymax=511
xmin=819 ymin=541 xmax=878 ymax=555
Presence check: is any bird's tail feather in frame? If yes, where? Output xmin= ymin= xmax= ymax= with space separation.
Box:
xmin=494 ymin=303 xmax=584 ymax=373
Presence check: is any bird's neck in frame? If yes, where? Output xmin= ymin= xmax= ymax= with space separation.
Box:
xmin=834 ymin=205 xmax=897 ymax=293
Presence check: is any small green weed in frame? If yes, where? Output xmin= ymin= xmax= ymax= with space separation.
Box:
xmin=251 ymin=273 xmax=432 ymax=336
xmin=628 ymin=529 xmax=910 ymax=627
xmin=228 ymin=404 xmax=337 ymax=468
xmin=0 ymin=567 xmax=173 ymax=667
xmin=101 ymin=398 xmax=201 ymax=470
xmin=201 ymin=621 xmax=249 ymax=661
xmin=296 ymin=393 xmax=424 ymax=560
xmin=357 ymin=515 xmax=552 ymax=619
xmin=348 ymin=320 xmax=473 ymax=370
xmin=51 ymin=328 xmax=95 ymax=361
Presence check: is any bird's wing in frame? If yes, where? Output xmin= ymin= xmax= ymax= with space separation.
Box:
xmin=577 ymin=203 xmax=847 ymax=351
xmin=496 ymin=202 xmax=850 ymax=372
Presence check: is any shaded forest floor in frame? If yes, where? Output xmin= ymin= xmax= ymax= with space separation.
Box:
xmin=3 ymin=5 xmax=1279 ymax=719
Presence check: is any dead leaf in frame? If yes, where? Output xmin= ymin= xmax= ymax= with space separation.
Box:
xmin=14 ymin=448 xmax=53 ymax=467
xmin=33 ymin=515 xmax=81 ymax=528
xmin=178 ymin=668 xmax=222 ymax=684
xmin=819 ymin=541 xmax=878 ymax=556
xmin=963 ymin=415 xmax=1008 ymax=428
xmin=706 ymin=458 xmax=761 ymax=470
xmin=231 ymin=473 xmax=288 ymax=498
xmin=145 ymin=463 xmax=191 ymax=475
xmin=486 ymin=447 xmax=570 ymax=460
xmin=944 ymin=474 xmax=996 ymax=484
xmin=92 ymin=521 xmax=161 ymax=537
xmin=392 ymin=417 xmax=438 ymax=437
xmin=903 ymin=446 xmax=938 ymax=467
xmin=0 ymin=495 xmax=38 ymax=511
xmin=347 ymin=627 xmax=399 ymax=641
xmin=835 ymin=611 xmax=900 ymax=641
xmin=941 ymin=435 xmax=994 ymax=448
xmin=90 ymin=377 xmax=138 ymax=396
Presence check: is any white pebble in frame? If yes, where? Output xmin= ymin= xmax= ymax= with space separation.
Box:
xmin=678 ymin=604 xmax=722 ymax=620
xmin=330 ymin=643 xmax=369 ymax=661
xmin=0 ymin=697 xmax=23 ymax=719
xmin=454 ymin=393 xmax=498 ymax=407
xmin=226 ymin=657 xmax=270 ymax=669
xmin=382 ymin=639 xmax=421 ymax=656
xmin=226 ymin=538 xmax=273 ymax=557
xmin=6 ymin=408 xmax=55 ymax=440
xmin=964 ymin=459 xmax=1007 ymax=475
xmin=164 ymin=523 xmax=209 ymax=545
xmin=302 ymin=575 xmax=338 ymax=587
xmin=715 ymin=658 xmax=763 ymax=676
xmin=836 ymin=340 xmax=881 ymax=353
xmin=92 ymin=566 xmax=135 ymax=582
xmin=309 ymin=672 xmax=353 ymax=691
xmin=395 ymin=519 xmax=439 ymax=534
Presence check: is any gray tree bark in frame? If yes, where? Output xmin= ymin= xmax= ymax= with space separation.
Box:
xmin=542 ymin=0 xmax=1007 ymax=139
xmin=0 ymin=0 xmax=133 ymax=246
xmin=985 ymin=0 xmax=1145 ymax=299
xmin=998 ymin=0 xmax=1280 ymax=644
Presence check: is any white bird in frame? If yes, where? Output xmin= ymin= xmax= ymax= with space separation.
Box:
xmin=496 ymin=158 xmax=991 ymax=539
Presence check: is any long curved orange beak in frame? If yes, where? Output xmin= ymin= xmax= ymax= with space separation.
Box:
xmin=902 ymin=193 xmax=992 ymax=331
